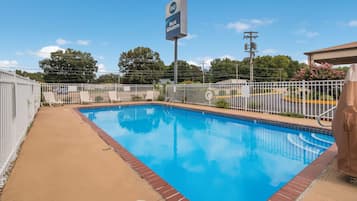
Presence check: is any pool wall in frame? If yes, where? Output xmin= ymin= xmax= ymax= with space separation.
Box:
xmin=74 ymin=102 xmax=336 ymax=201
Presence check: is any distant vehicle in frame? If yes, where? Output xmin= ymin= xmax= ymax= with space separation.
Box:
xmin=55 ymin=86 xmax=68 ymax=94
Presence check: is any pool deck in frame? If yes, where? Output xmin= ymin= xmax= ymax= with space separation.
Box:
xmin=1 ymin=101 xmax=356 ymax=201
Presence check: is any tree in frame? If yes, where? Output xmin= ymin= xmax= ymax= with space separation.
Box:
xmin=252 ymin=55 xmax=305 ymax=81
xmin=118 ymin=47 xmax=165 ymax=84
xmin=39 ymin=49 xmax=98 ymax=83
xmin=293 ymin=63 xmax=345 ymax=81
xmin=163 ymin=60 xmax=203 ymax=83
xmin=208 ymin=58 xmax=239 ymax=83
xmin=95 ymin=73 xmax=119 ymax=83
xmin=15 ymin=70 xmax=44 ymax=82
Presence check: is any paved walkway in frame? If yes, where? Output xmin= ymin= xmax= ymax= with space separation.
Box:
xmin=1 ymin=102 xmax=356 ymax=201
xmin=1 ymin=105 xmax=163 ymax=201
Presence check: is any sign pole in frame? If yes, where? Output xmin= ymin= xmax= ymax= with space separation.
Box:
xmin=174 ymin=37 xmax=178 ymax=84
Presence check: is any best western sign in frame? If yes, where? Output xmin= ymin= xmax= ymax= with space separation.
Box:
xmin=166 ymin=0 xmax=187 ymax=41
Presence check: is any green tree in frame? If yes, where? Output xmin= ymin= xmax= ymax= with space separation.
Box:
xmin=163 ymin=60 xmax=203 ymax=83
xmin=15 ymin=70 xmax=44 ymax=82
xmin=252 ymin=55 xmax=305 ymax=81
xmin=95 ymin=73 xmax=119 ymax=83
xmin=118 ymin=47 xmax=165 ymax=84
xmin=39 ymin=49 xmax=98 ymax=83
xmin=208 ymin=58 xmax=239 ymax=83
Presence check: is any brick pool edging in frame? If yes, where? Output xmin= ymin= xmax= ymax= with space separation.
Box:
xmin=74 ymin=106 xmax=188 ymax=201
xmin=74 ymin=102 xmax=336 ymax=201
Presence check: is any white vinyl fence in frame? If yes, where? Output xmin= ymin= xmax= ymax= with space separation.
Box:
xmin=0 ymin=70 xmax=41 ymax=186
xmin=167 ymin=80 xmax=344 ymax=120
xmin=41 ymin=83 xmax=161 ymax=104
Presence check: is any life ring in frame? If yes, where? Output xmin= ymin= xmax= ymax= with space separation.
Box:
xmin=205 ymin=90 xmax=214 ymax=101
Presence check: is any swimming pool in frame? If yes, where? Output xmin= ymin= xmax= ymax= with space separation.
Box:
xmin=80 ymin=104 xmax=334 ymax=201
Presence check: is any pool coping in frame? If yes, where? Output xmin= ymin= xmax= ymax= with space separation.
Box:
xmin=74 ymin=102 xmax=336 ymax=201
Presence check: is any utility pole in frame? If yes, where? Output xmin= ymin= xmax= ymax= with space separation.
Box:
xmin=236 ymin=63 xmax=239 ymax=79
xmin=201 ymin=61 xmax=205 ymax=84
xmin=244 ymin=31 xmax=258 ymax=82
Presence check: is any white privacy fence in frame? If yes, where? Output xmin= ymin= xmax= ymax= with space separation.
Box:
xmin=41 ymin=83 xmax=161 ymax=104
xmin=166 ymin=80 xmax=345 ymax=120
xmin=0 ymin=70 xmax=41 ymax=186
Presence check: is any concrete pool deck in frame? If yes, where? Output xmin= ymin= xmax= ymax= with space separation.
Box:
xmin=1 ymin=102 xmax=356 ymax=201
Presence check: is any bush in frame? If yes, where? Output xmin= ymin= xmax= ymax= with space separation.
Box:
xmin=279 ymin=112 xmax=305 ymax=118
xmin=215 ymin=99 xmax=229 ymax=109
xmin=95 ymin=96 xmax=104 ymax=102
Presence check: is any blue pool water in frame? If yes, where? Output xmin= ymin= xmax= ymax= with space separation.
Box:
xmin=80 ymin=104 xmax=334 ymax=201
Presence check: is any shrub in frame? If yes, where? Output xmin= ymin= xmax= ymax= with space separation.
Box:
xmin=95 ymin=96 xmax=104 ymax=102
xmin=215 ymin=99 xmax=229 ymax=109
xmin=279 ymin=112 xmax=305 ymax=118
xmin=293 ymin=63 xmax=345 ymax=81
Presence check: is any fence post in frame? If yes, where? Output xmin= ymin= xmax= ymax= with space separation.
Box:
xmin=302 ymin=80 xmax=306 ymax=117
xmin=208 ymin=83 xmax=211 ymax=106
xmin=184 ymin=84 xmax=186 ymax=103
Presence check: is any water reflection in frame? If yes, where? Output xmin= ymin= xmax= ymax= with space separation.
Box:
xmin=81 ymin=105 xmax=334 ymax=201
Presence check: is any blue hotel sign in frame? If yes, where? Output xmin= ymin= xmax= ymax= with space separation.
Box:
xmin=166 ymin=0 xmax=187 ymax=41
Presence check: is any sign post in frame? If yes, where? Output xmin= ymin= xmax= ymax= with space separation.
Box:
xmin=166 ymin=0 xmax=187 ymax=87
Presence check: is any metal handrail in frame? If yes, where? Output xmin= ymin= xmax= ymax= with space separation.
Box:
xmin=317 ymin=106 xmax=337 ymax=127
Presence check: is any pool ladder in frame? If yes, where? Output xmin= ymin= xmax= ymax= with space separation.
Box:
xmin=317 ymin=106 xmax=337 ymax=127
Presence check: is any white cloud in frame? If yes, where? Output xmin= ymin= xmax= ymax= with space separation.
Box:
xmin=227 ymin=22 xmax=251 ymax=32
xmin=35 ymin=46 xmax=64 ymax=58
xmin=220 ymin=55 xmax=235 ymax=60
xmin=188 ymin=55 xmax=236 ymax=69
xmin=56 ymin=38 xmax=70 ymax=45
xmin=348 ymin=20 xmax=357 ymax=27
xmin=0 ymin=60 xmax=18 ymax=68
xmin=97 ymin=63 xmax=107 ymax=73
xmin=187 ymin=60 xmax=199 ymax=66
xmin=76 ymin=40 xmax=90 ymax=46
xmin=262 ymin=49 xmax=278 ymax=55
xmin=184 ymin=33 xmax=198 ymax=40
xmin=188 ymin=57 xmax=214 ymax=69
xmin=227 ymin=19 xmax=274 ymax=32
xmin=297 ymin=29 xmax=319 ymax=38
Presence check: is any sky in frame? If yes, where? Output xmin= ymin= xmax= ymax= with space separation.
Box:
xmin=0 ymin=0 xmax=357 ymax=74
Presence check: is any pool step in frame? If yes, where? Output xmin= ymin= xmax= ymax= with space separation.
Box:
xmin=287 ymin=134 xmax=324 ymax=155
xmin=311 ymin=133 xmax=334 ymax=145
xmin=298 ymin=133 xmax=331 ymax=149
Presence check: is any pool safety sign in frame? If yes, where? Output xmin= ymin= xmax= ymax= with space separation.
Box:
xmin=166 ymin=0 xmax=187 ymax=40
